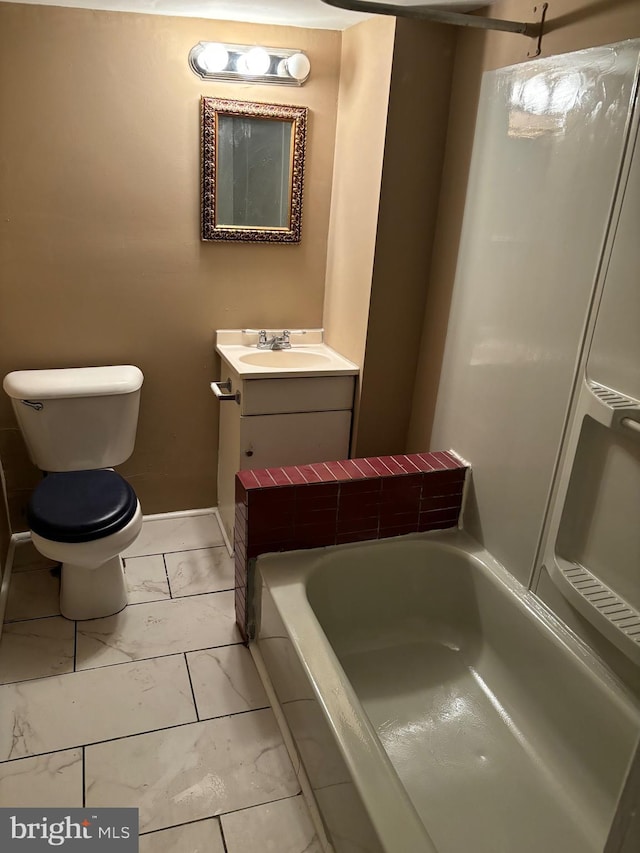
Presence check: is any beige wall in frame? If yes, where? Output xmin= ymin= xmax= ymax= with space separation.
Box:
xmin=355 ymin=18 xmax=456 ymax=456
xmin=0 ymin=4 xmax=341 ymax=528
xmin=0 ymin=456 xmax=10 ymax=574
xmin=408 ymin=0 xmax=640 ymax=450
xmin=322 ymin=14 xmax=396 ymax=429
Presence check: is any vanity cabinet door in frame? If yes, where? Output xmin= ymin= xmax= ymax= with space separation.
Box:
xmin=239 ymin=411 xmax=352 ymax=471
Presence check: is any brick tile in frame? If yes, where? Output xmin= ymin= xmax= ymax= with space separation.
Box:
xmin=334 ymin=459 xmax=368 ymax=480
xmin=405 ymin=453 xmax=436 ymax=472
xmin=431 ymin=450 xmax=461 ymax=468
xmin=381 ymin=473 xmax=424 ymax=492
xmin=295 ymin=483 xmax=340 ymax=500
xmin=377 ymin=456 xmax=407 ymax=475
xmin=337 ymin=493 xmax=381 ymax=518
xmin=418 ymin=517 xmax=458 ymax=532
xmin=324 ymin=460 xmax=352 ymax=480
xmin=422 ymin=469 xmax=466 ymax=490
xmin=309 ymin=462 xmax=340 ymax=481
xmin=379 ymin=522 xmax=420 ymax=538
xmin=248 ymin=486 xmax=296 ymax=509
xmin=237 ymin=470 xmax=260 ymax=490
xmin=396 ymin=455 xmax=423 ymax=474
xmin=336 ymin=517 xmax=378 ymax=536
xmin=378 ymin=508 xmax=419 ymax=528
xmin=295 ymin=506 xmax=338 ymax=527
xmin=252 ymin=468 xmax=279 ymax=487
xmin=235 ymin=479 xmax=247 ymax=505
xmin=442 ymin=450 xmax=466 ymax=468
xmin=269 ymin=468 xmax=295 ymax=486
xmin=280 ymin=465 xmax=308 ymax=485
xmin=380 ymin=489 xmax=421 ymax=513
xmin=366 ymin=457 xmax=395 ymax=476
xmin=339 ymin=477 xmax=382 ymax=496
xmin=418 ymin=509 xmax=459 ymax=531
xmin=294 ymin=524 xmax=337 ymax=547
xmin=420 ymin=493 xmax=463 ymax=512
xmin=336 ymin=530 xmax=379 ymax=545
xmin=422 ymin=479 xmax=466 ymax=497
xmin=295 ymin=495 xmax=339 ymax=515
xmin=350 ymin=459 xmax=380 ymax=478
xmin=295 ymin=464 xmax=324 ymax=483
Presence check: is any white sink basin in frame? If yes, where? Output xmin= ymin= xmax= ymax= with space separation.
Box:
xmin=215 ymin=331 xmax=359 ymax=379
xmin=239 ymin=350 xmax=333 ymax=368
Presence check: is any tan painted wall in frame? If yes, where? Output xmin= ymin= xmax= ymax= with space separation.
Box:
xmin=0 ymin=456 xmax=10 ymax=574
xmin=408 ymin=0 xmax=640 ymax=450
xmin=0 ymin=4 xmax=341 ymax=528
xmin=355 ymin=18 xmax=456 ymax=456
xmin=322 ymin=15 xmax=396 ymax=420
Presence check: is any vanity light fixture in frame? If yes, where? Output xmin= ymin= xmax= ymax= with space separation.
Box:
xmin=189 ymin=42 xmax=311 ymax=85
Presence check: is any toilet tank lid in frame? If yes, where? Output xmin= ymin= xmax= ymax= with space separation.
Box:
xmin=3 ymin=366 xmax=144 ymax=400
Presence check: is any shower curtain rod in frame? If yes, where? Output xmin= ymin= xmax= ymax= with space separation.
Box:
xmin=321 ymin=0 xmax=546 ymax=39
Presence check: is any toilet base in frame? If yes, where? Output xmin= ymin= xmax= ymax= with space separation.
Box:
xmin=60 ymin=556 xmax=128 ymax=620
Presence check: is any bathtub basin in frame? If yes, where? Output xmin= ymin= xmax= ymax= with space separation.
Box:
xmin=256 ymin=529 xmax=640 ymax=853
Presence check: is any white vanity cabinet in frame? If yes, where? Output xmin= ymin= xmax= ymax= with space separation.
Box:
xmin=215 ymin=364 xmax=355 ymax=541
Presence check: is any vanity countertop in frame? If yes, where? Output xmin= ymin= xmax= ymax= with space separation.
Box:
xmin=216 ymin=329 xmax=359 ymax=379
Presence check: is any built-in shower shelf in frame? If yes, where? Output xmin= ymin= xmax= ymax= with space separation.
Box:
xmin=585 ymin=380 xmax=640 ymax=433
xmin=549 ymin=558 xmax=640 ymax=665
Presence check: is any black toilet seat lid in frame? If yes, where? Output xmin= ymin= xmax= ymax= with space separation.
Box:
xmin=28 ymin=470 xmax=138 ymax=543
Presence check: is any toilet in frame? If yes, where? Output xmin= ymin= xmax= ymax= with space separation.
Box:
xmin=3 ymin=365 xmax=144 ymax=620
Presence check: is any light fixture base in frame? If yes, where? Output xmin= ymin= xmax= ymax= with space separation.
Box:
xmin=189 ymin=42 xmax=311 ymax=86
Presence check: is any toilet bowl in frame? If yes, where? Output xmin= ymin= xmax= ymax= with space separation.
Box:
xmin=3 ymin=365 xmax=144 ymax=621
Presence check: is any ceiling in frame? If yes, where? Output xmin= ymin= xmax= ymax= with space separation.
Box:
xmin=0 ymin=0 xmax=485 ymax=30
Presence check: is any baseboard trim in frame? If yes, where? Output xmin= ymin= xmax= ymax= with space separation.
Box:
xmin=142 ymin=507 xmax=217 ymax=522
xmin=0 ymin=537 xmax=18 ymax=639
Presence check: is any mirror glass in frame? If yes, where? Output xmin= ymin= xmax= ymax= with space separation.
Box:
xmin=202 ymin=98 xmax=308 ymax=243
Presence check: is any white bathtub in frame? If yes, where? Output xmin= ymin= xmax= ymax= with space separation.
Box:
xmin=256 ymin=530 xmax=640 ymax=853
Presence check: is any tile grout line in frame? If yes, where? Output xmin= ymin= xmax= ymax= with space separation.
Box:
xmin=0 ymin=640 xmax=246 ymax=687
xmin=124 ymin=543 xmax=227 ymax=560
xmin=0 ymin=705 xmax=274 ymax=765
xmin=136 ymin=792 xmax=305 ymax=837
xmin=183 ymin=652 xmax=200 ymax=722
xmin=4 ymin=585 xmax=237 ymax=625
xmin=162 ymin=553 xmax=174 ymax=599
xmin=218 ymin=816 xmax=230 ymax=852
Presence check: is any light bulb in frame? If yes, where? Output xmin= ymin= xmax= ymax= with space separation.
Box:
xmin=243 ymin=47 xmax=271 ymax=76
xmin=196 ymin=43 xmax=229 ymax=74
xmin=286 ymin=53 xmax=311 ymax=82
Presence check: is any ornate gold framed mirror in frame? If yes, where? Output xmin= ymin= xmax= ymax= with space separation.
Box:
xmin=201 ymin=97 xmax=308 ymax=243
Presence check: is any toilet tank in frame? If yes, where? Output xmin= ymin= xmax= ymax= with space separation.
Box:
xmin=3 ymin=366 xmax=144 ymax=472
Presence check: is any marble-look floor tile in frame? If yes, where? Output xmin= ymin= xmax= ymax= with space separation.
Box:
xmin=76 ymin=592 xmax=239 ymax=670
xmin=165 ymin=547 xmax=234 ymax=597
xmin=0 ymin=617 xmax=75 ymax=685
xmin=124 ymin=555 xmax=171 ymax=604
xmin=11 ymin=540 xmax=58 ymax=573
xmin=0 ymin=655 xmax=196 ymax=761
xmin=139 ymin=819 xmax=225 ymax=853
xmin=186 ymin=645 xmax=268 ymax=719
xmin=123 ymin=515 xmax=224 ymax=558
xmin=222 ymin=795 xmax=322 ymax=853
xmin=0 ymin=749 xmax=83 ymax=807
xmin=5 ymin=568 xmax=60 ymax=621
xmin=85 ymin=708 xmax=300 ymax=833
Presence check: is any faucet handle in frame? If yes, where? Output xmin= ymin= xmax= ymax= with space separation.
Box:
xmin=282 ymin=330 xmax=290 ymax=342
xmin=258 ymin=330 xmax=268 ymax=345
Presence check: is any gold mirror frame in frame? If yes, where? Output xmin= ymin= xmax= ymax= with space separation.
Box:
xmin=201 ymin=97 xmax=308 ymax=244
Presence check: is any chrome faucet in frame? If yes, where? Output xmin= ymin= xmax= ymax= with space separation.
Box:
xmin=257 ymin=330 xmax=291 ymax=350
